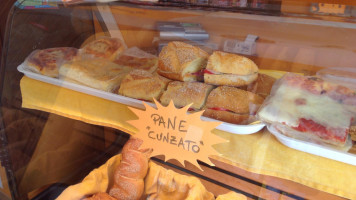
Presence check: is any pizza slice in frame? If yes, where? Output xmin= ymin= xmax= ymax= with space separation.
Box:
xmin=258 ymin=73 xmax=356 ymax=148
xmin=25 ymin=47 xmax=78 ymax=77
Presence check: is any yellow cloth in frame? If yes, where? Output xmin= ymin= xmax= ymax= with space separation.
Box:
xmin=21 ymin=76 xmax=356 ymax=199
xmin=56 ymin=154 xmax=122 ymax=200
xmin=145 ymin=161 xmax=214 ymax=200
xmin=56 ymin=155 xmax=217 ymax=200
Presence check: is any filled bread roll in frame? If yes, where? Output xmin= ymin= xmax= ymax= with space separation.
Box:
xmin=158 ymin=41 xmax=209 ymax=82
xmin=109 ymin=137 xmax=151 ymax=200
xmin=203 ymin=86 xmax=264 ymax=124
xmin=204 ymin=51 xmax=258 ymax=87
xmin=160 ymin=81 xmax=214 ymax=111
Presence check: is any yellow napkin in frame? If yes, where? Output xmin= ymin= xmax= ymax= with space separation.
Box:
xmin=56 ymin=154 xmax=122 ymax=200
xmin=21 ymin=76 xmax=356 ymax=199
xmin=56 ymin=155 xmax=217 ymax=200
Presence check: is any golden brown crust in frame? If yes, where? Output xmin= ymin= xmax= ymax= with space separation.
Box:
xmin=157 ymin=41 xmax=208 ymax=81
xmin=203 ymin=109 xmax=250 ymax=125
xmin=114 ymin=55 xmax=158 ymax=73
xmin=81 ymin=37 xmax=125 ymax=61
xmin=160 ymin=81 xmax=214 ymax=110
xmin=109 ymin=138 xmax=151 ymax=200
xmin=204 ymin=73 xmax=258 ymax=87
xmin=247 ymin=73 xmax=276 ymax=98
xmin=82 ymin=192 xmax=116 ymax=200
xmin=26 ymin=47 xmax=78 ymax=78
xmin=204 ymin=86 xmax=264 ymax=115
xmin=59 ymin=59 xmax=132 ymax=92
xmin=206 ymin=51 xmax=258 ymax=75
xmin=119 ymin=70 xmax=170 ymax=102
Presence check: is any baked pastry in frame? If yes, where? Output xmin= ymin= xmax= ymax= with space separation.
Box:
xmin=204 ymin=51 xmax=258 ymax=87
xmin=81 ymin=37 xmax=125 ymax=61
xmin=145 ymin=161 xmax=215 ymax=200
xmin=258 ymin=73 xmax=356 ymax=148
xmin=25 ymin=47 xmax=78 ymax=77
xmin=59 ymin=59 xmax=131 ymax=92
xmin=83 ymin=192 xmax=117 ymax=200
xmin=247 ymin=73 xmax=276 ymax=98
xmin=203 ymin=86 xmax=264 ymax=124
xmin=160 ymin=81 xmax=214 ymax=111
xmin=119 ymin=70 xmax=171 ymax=102
xmin=109 ymin=137 xmax=151 ymax=200
xmin=157 ymin=41 xmax=209 ymax=81
xmin=114 ymin=47 xmax=158 ymax=73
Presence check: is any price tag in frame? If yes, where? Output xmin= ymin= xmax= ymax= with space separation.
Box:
xmin=128 ymin=100 xmax=226 ymax=170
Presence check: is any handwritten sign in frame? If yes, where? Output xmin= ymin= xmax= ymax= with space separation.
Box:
xmin=128 ymin=100 xmax=225 ymax=170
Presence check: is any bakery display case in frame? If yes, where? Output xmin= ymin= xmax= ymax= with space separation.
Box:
xmin=1 ymin=0 xmax=356 ymax=200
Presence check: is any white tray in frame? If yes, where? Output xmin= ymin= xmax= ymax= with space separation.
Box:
xmin=18 ymin=64 xmax=265 ymax=135
xmin=267 ymin=124 xmax=356 ymax=166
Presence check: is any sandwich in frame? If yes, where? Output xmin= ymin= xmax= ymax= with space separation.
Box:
xmin=247 ymin=73 xmax=276 ymax=98
xmin=160 ymin=81 xmax=214 ymax=111
xmin=59 ymin=59 xmax=131 ymax=92
xmin=114 ymin=47 xmax=158 ymax=73
xmin=119 ymin=69 xmax=171 ymax=102
xmin=25 ymin=47 xmax=78 ymax=78
xmin=204 ymin=51 xmax=258 ymax=87
xmin=157 ymin=41 xmax=209 ymax=81
xmin=203 ymin=86 xmax=264 ymax=124
xmin=257 ymin=73 xmax=356 ymax=149
xmin=80 ymin=37 xmax=125 ymax=61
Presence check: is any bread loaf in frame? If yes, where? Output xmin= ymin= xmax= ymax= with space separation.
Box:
xmin=158 ymin=41 xmax=208 ymax=81
xmin=109 ymin=138 xmax=151 ymax=200
xmin=80 ymin=37 xmax=125 ymax=61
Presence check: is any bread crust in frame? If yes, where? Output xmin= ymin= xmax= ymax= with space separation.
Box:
xmin=206 ymin=51 xmax=258 ymax=75
xmin=81 ymin=37 xmax=125 ymax=61
xmin=109 ymin=138 xmax=151 ymax=200
xmin=160 ymin=81 xmax=214 ymax=110
xmin=83 ymin=192 xmax=117 ymax=200
xmin=247 ymin=73 xmax=276 ymax=98
xmin=158 ymin=41 xmax=208 ymax=81
xmin=204 ymin=73 xmax=258 ymax=87
xmin=59 ymin=59 xmax=131 ymax=92
xmin=114 ymin=55 xmax=158 ymax=73
xmin=204 ymin=86 xmax=264 ymax=115
xmin=203 ymin=109 xmax=250 ymax=125
xmin=25 ymin=47 xmax=78 ymax=78
xmin=119 ymin=70 xmax=170 ymax=102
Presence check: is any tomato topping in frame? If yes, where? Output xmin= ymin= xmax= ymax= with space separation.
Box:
xmin=294 ymin=98 xmax=307 ymax=105
xmin=292 ymin=118 xmax=347 ymax=142
xmin=203 ymin=69 xmax=215 ymax=74
xmin=210 ymin=107 xmax=231 ymax=112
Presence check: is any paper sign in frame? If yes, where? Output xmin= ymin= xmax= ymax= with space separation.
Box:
xmin=128 ymin=100 xmax=225 ymax=170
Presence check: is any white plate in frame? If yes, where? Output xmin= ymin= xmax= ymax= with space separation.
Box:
xmin=267 ymin=124 xmax=356 ymax=166
xmin=18 ymin=63 xmax=265 ymax=135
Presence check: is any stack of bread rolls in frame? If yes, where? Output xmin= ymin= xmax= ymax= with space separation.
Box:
xmin=24 ymin=37 xmax=276 ymax=125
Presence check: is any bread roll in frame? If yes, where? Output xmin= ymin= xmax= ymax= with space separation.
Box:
xmin=247 ymin=73 xmax=276 ymax=98
xmin=204 ymin=51 xmax=258 ymax=87
xmin=109 ymin=138 xmax=151 ymax=200
xmin=25 ymin=47 xmax=78 ymax=78
xmin=158 ymin=41 xmax=208 ymax=81
xmin=114 ymin=47 xmax=158 ymax=73
xmin=82 ymin=192 xmax=117 ymax=200
xmin=203 ymin=86 xmax=264 ymax=124
xmin=119 ymin=70 xmax=171 ymax=102
xmin=59 ymin=59 xmax=131 ymax=92
xmin=160 ymin=81 xmax=214 ymax=111
xmin=81 ymin=37 xmax=125 ymax=61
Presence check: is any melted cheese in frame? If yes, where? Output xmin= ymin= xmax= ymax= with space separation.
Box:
xmin=258 ymin=84 xmax=353 ymax=129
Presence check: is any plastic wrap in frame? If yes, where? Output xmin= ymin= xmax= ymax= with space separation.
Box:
xmin=258 ymin=72 xmax=356 ymax=149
